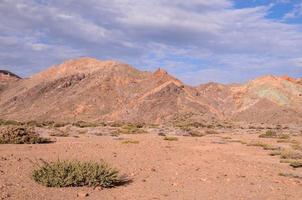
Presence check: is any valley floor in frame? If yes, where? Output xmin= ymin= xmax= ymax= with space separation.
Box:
xmin=1 ymin=131 xmax=302 ymax=200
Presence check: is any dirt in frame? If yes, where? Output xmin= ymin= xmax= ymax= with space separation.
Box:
xmin=1 ymin=128 xmax=302 ymax=200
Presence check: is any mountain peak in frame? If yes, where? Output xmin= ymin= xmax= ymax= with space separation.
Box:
xmin=0 ymin=70 xmax=21 ymax=79
xmin=154 ymin=68 xmax=168 ymax=77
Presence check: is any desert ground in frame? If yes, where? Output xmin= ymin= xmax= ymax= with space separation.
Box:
xmin=1 ymin=124 xmax=302 ymax=200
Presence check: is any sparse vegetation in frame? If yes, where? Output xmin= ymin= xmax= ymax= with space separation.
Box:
xmin=189 ymin=130 xmax=205 ymax=137
xmin=289 ymin=160 xmax=302 ymax=168
xmin=259 ymin=130 xmax=277 ymax=138
xmin=269 ymin=150 xmax=282 ymax=156
xmin=53 ymin=122 xmax=69 ymax=128
xmin=118 ymin=123 xmax=146 ymax=134
xmin=279 ymin=172 xmax=302 ymax=179
xmin=278 ymin=133 xmax=290 ymax=140
xmin=164 ymin=136 xmax=178 ymax=141
xmin=32 ymin=160 xmax=127 ymax=188
xmin=280 ymin=149 xmax=302 ymax=160
xmin=0 ymin=119 xmax=22 ymax=126
xmin=122 ymin=140 xmax=139 ymax=144
xmin=0 ymin=126 xmax=51 ymax=144
xmin=205 ymin=129 xmax=219 ymax=135
xmin=72 ymin=121 xmax=102 ymax=128
xmin=50 ymin=130 xmax=69 ymax=137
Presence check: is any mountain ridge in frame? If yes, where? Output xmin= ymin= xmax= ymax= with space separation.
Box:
xmin=0 ymin=57 xmax=301 ymax=125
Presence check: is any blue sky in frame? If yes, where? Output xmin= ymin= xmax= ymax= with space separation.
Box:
xmin=0 ymin=0 xmax=302 ymax=85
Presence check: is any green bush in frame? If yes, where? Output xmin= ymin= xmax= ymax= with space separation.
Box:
xmin=0 ymin=126 xmax=51 ymax=144
xmin=32 ymin=160 xmax=127 ymax=188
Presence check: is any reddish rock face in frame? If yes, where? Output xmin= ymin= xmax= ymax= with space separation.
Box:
xmin=0 ymin=57 xmax=302 ymax=125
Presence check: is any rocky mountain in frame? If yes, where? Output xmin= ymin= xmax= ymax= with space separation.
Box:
xmin=0 ymin=57 xmax=301 ymax=125
xmin=0 ymin=70 xmax=21 ymax=94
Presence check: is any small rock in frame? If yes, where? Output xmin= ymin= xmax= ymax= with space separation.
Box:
xmin=158 ymin=132 xmax=166 ymax=136
xmin=77 ymin=192 xmax=89 ymax=198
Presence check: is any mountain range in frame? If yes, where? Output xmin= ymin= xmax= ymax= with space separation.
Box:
xmin=1 ymin=57 xmax=302 ymax=125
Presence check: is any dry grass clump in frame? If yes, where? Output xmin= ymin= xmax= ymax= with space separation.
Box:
xmin=50 ymin=130 xmax=69 ymax=137
xmin=0 ymin=126 xmax=51 ymax=144
xmin=0 ymin=119 xmax=22 ymax=126
xmin=279 ymin=172 xmax=302 ymax=179
xmin=189 ymin=130 xmax=205 ymax=137
xmin=247 ymin=141 xmax=281 ymax=151
xmin=53 ymin=122 xmax=69 ymax=128
xmin=278 ymin=134 xmax=290 ymax=140
xmin=118 ymin=124 xmax=146 ymax=134
xmin=121 ymin=140 xmax=139 ymax=144
xmin=269 ymin=150 xmax=282 ymax=156
xmin=259 ymin=130 xmax=277 ymax=138
xmin=32 ymin=160 xmax=127 ymax=188
xmin=72 ymin=121 xmax=103 ymax=128
xmin=205 ymin=129 xmax=219 ymax=135
xmin=280 ymin=149 xmax=302 ymax=160
xmin=289 ymin=160 xmax=302 ymax=168
xmin=164 ymin=136 xmax=178 ymax=141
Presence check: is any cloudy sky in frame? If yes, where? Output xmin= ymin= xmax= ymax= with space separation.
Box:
xmin=0 ymin=0 xmax=302 ymax=85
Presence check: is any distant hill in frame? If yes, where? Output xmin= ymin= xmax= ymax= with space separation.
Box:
xmin=0 ymin=57 xmax=301 ymax=125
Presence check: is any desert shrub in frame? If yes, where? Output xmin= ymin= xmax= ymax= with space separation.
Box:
xmin=0 ymin=119 xmax=22 ymax=126
xmin=205 ymin=130 xmax=219 ymax=135
xmin=248 ymin=141 xmax=280 ymax=151
xmin=53 ymin=122 xmax=68 ymax=128
xmin=262 ymin=144 xmax=281 ymax=151
xmin=189 ymin=130 xmax=205 ymax=137
xmin=277 ymin=139 xmax=291 ymax=143
xmin=122 ymin=140 xmax=139 ymax=144
xmin=269 ymin=150 xmax=282 ymax=156
xmin=278 ymin=134 xmax=290 ymax=140
xmin=176 ymin=121 xmax=206 ymax=130
xmin=280 ymin=149 xmax=302 ymax=160
xmin=108 ymin=122 xmax=124 ymax=127
xmin=0 ymin=126 xmax=51 ymax=144
xmin=118 ymin=124 xmax=145 ymax=134
xmin=259 ymin=130 xmax=277 ymax=138
xmin=72 ymin=121 xmax=99 ymax=128
xmin=164 ymin=136 xmax=178 ymax=141
xmin=289 ymin=160 xmax=302 ymax=168
xmin=279 ymin=172 xmax=302 ymax=179
xmin=50 ymin=130 xmax=69 ymax=137
xmin=32 ymin=160 xmax=127 ymax=188
xmin=148 ymin=124 xmax=159 ymax=128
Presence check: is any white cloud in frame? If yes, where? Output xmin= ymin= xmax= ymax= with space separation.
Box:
xmin=0 ymin=0 xmax=301 ymax=83
xmin=283 ymin=2 xmax=302 ymax=19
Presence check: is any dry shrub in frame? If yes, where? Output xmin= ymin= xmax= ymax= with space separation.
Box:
xmin=0 ymin=126 xmax=51 ymax=144
xmin=32 ymin=160 xmax=128 ymax=188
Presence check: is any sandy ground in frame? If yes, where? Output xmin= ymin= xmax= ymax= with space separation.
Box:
xmin=1 ymin=131 xmax=302 ymax=200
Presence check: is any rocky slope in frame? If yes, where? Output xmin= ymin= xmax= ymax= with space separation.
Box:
xmin=0 ymin=70 xmax=21 ymax=94
xmin=0 ymin=57 xmax=301 ymax=124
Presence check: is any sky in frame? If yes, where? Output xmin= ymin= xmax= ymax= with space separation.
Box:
xmin=0 ymin=0 xmax=302 ymax=85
